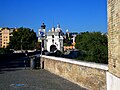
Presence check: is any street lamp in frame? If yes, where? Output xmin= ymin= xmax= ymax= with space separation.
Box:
xmin=21 ymin=38 xmax=23 ymax=52
xmin=38 ymin=30 xmax=45 ymax=56
xmin=38 ymin=23 xmax=46 ymax=57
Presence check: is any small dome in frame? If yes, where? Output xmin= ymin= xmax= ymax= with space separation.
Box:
xmin=66 ymin=29 xmax=69 ymax=32
xmin=52 ymin=27 xmax=55 ymax=32
xmin=57 ymin=24 xmax=60 ymax=28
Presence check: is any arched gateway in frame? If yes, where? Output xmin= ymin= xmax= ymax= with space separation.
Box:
xmin=50 ymin=45 xmax=57 ymax=52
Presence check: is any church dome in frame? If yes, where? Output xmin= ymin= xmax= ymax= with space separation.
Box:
xmin=57 ymin=24 xmax=60 ymax=28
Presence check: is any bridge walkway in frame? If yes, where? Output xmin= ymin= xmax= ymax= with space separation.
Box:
xmin=0 ymin=57 xmax=87 ymax=90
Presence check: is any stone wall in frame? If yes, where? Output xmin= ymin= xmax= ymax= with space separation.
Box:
xmin=107 ymin=0 xmax=120 ymax=90
xmin=41 ymin=55 xmax=108 ymax=90
xmin=108 ymin=0 xmax=120 ymax=77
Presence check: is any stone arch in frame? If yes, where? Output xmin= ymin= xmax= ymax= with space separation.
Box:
xmin=50 ymin=45 xmax=57 ymax=52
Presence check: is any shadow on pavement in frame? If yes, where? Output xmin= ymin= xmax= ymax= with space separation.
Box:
xmin=0 ymin=53 xmax=40 ymax=74
xmin=0 ymin=57 xmax=29 ymax=73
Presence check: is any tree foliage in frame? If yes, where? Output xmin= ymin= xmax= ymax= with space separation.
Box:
xmin=75 ymin=32 xmax=108 ymax=64
xmin=0 ymin=48 xmax=13 ymax=54
xmin=8 ymin=27 xmax=37 ymax=50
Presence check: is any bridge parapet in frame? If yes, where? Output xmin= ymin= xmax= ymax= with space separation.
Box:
xmin=41 ymin=55 xmax=108 ymax=90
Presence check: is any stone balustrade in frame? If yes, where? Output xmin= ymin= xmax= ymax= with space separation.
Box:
xmin=41 ymin=55 xmax=108 ymax=90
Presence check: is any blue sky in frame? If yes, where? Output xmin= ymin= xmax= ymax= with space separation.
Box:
xmin=0 ymin=0 xmax=107 ymax=34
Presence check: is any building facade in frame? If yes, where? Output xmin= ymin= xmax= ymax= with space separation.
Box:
xmin=63 ymin=30 xmax=77 ymax=51
xmin=0 ymin=28 xmax=15 ymax=48
xmin=46 ymin=24 xmax=64 ymax=52
xmin=0 ymin=28 xmax=2 ymax=47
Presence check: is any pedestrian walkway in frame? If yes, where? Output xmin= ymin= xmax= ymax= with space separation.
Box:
xmin=0 ymin=56 xmax=87 ymax=90
xmin=0 ymin=68 xmax=86 ymax=90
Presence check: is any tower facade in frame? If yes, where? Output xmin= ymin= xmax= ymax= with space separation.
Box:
xmin=107 ymin=0 xmax=120 ymax=89
xmin=108 ymin=0 xmax=120 ymax=78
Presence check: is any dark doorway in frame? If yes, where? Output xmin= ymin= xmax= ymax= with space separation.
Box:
xmin=50 ymin=45 xmax=57 ymax=52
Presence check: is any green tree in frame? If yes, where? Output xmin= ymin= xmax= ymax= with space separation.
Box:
xmin=75 ymin=32 xmax=108 ymax=64
xmin=0 ymin=48 xmax=13 ymax=54
xmin=8 ymin=27 xmax=37 ymax=50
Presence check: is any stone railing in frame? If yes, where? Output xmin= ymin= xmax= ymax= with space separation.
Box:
xmin=41 ymin=55 xmax=108 ymax=90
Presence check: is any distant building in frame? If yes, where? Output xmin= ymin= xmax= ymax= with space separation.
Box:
xmin=0 ymin=28 xmax=16 ymax=48
xmin=63 ymin=30 xmax=78 ymax=51
xmin=46 ymin=24 xmax=64 ymax=52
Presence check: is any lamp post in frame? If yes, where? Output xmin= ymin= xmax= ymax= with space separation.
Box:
xmin=39 ymin=31 xmax=44 ymax=56
xmin=40 ymin=40 xmax=42 ymax=56
xmin=21 ymin=38 xmax=23 ymax=52
xmin=38 ymin=23 xmax=46 ymax=69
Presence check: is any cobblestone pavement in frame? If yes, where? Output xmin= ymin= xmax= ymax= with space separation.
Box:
xmin=0 ymin=58 xmax=87 ymax=90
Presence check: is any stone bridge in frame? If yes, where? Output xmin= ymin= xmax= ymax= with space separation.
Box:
xmin=0 ymin=0 xmax=120 ymax=90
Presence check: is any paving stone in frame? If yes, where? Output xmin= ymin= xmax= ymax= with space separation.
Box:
xmin=0 ymin=58 xmax=87 ymax=90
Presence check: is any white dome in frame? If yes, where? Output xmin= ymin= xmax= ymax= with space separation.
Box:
xmin=57 ymin=24 xmax=60 ymax=28
xmin=66 ymin=29 xmax=69 ymax=32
